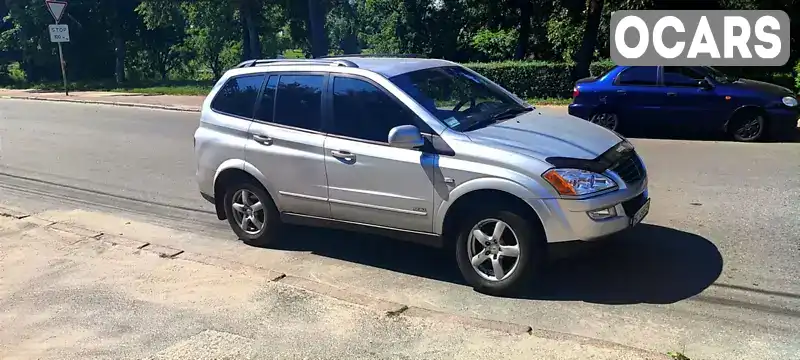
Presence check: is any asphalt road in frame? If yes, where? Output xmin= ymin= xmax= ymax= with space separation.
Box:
xmin=1 ymin=99 xmax=799 ymax=359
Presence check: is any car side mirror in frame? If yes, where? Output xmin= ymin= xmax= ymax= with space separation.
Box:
xmin=388 ymin=125 xmax=425 ymax=149
xmin=698 ymin=79 xmax=713 ymax=90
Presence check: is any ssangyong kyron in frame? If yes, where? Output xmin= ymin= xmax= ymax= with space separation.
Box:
xmin=194 ymin=56 xmax=650 ymax=296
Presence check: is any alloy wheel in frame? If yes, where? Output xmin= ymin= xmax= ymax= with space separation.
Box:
xmin=591 ymin=113 xmax=618 ymax=131
xmin=734 ymin=115 xmax=763 ymax=141
xmin=466 ymin=218 xmax=521 ymax=282
xmin=231 ymin=189 xmax=266 ymax=235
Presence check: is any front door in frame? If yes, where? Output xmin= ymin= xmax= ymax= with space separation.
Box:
xmin=660 ymin=66 xmax=728 ymax=134
xmin=323 ymin=75 xmax=435 ymax=233
xmin=612 ymin=66 xmax=667 ymax=133
xmin=246 ymin=73 xmax=330 ymax=218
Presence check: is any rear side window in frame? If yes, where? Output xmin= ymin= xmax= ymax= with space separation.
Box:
xmin=616 ymin=67 xmax=657 ymax=86
xmin=273 ymin=75 xmax=324 ymax=131
xmin=211 ymin=74 xmax=265 ymax=118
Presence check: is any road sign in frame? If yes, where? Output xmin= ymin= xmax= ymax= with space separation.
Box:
xmin=45 ymin=0 xmax=67 ymax=23
xmin=48 ymin=24 xmax=70 ymax=42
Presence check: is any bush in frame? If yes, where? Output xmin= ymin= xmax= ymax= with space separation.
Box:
xmin=465 ymin=60 xmax=615 ymax=99
xmin=795 ymin=59 xmax=800 ymax=92
xmin=471 ymin=29 xmax=518 ymax=62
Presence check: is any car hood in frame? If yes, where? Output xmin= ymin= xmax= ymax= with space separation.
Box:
xmin=465 ymin=110 xmax=624 ymax=160
xmin=728 ymin=78 xmax=794 ymax=97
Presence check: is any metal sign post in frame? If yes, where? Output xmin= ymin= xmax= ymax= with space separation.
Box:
xmin=46 ymin=0 xmax=69 ymax=96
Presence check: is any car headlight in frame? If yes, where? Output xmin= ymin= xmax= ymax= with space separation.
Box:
xmin=542 ymin=168 xmax=617 ymax=196
xmin=782 ymin=96 xmax=798 ymax=107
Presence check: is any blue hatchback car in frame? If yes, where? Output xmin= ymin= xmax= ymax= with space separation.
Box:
xmin=568 ymin=66 xmax=799 ymax=142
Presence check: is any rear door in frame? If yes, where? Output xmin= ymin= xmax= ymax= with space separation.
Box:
xmin=660 ymin=66 xmax=728 ymax=133
xmin=612 ymin=66 xmax=666 ymax=132
xmin=246 ymin=73 xmax=330 ymax=218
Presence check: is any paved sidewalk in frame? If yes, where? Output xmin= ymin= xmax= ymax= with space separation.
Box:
xmin=0 ymin=89 xmax=203 ymax=112
xmin=0 ymin=205 xmax=669 ymax=360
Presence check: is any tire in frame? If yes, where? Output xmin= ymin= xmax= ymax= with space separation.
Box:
xmin=222 ymin=179 xmax=281 ymax=246
xmin=589 ymin=111 xmax=620 ymax=132
xmin=729 ymin=110 xmax=765 ymax=142
xmin=454 ymin=206 xmax=546 ymax=296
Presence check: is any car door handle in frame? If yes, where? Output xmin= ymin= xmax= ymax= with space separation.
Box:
xmin=331 ymin=150 xmax=355 ymax=161
xmin=252 ymin=134 xmax=273 ymax=146
xmin=616 ymin=90 xmax=627 ymax=95
xmin=666 ymin=92 xmax=677 ymax=97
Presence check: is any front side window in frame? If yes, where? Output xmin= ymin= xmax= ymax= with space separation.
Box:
xmin=273 ymin=75 xmax=324 ymax=131
xmin=699 ymin=66 xmax=737 ymax=83
xmin=616 ymin=66 xmax=657 ymax=86
xmin=389 ymin=66 xmax=529 ymax=132
xmin=330 ymin=76 xmax=422 ymax=143
xmin=211 ymin=74 xmax=265 ymax=118
xmin=663 ymin=66 xmax=706 ymax=87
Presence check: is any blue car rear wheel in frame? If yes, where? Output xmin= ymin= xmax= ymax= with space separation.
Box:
xmin=590 ymin=112 xmax=619 ymax=131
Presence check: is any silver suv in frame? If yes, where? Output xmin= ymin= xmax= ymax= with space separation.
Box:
xmin=194 ymin=56 xmax=650 ymax=296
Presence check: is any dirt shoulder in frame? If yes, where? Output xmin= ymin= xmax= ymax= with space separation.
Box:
xmin=0 ymin=206 xmax=667 ymax=360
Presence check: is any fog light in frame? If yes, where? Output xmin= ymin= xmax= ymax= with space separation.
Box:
xmin=587 ymin=207 xmax=616 ymax=220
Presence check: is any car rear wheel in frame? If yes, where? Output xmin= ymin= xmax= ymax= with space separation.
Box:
xmin=729 ymin=111 xmax=765 ymax=142
xmin=590 ymin=112 xmax=619 ymax=131
xmin=223 ymin=179 xmax=281 ymax=246
xmin=455 ymin=206 xmax=546 ymax=296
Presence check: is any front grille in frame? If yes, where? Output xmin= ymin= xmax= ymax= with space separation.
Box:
xmin=621 ymin=192 xmax=647 ymax=217
xmin=610 ymin=151 xmax=645 ymax=185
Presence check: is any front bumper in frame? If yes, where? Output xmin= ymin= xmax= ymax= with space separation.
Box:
xmin=765 ymin=107 xmax=800 ymax=138
xmin=537 ymin=176 xmax=650 ymax=243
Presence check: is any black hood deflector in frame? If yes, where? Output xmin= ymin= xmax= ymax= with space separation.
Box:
xmin=545 ymin=140 xmax=634 ymax=173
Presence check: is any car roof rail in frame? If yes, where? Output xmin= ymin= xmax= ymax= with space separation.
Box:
xmin=320 ymin=53 xmax=427 ymax=59
xmin=234 ymin=58 xmax=359 ymax=69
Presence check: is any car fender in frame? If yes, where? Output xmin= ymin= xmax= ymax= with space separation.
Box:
xmin=213 ymin=159 xmax=282 ymax=208
xmin=724 ymin=104 xmax=765 ymax=131
xmin=433 ymin=177 xmax=551 ymax=235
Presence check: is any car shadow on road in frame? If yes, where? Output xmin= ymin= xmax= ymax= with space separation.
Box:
xmin=268 ymin=223 xmax=722 ymax=305
xmin=533 ymin=224 xmax=723 ymax=304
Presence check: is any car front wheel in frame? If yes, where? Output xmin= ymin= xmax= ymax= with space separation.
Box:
xmin=729 ymin=111 xmax=765 ymax=142
xmin=455 ymin=206 xmax=546 ymax=296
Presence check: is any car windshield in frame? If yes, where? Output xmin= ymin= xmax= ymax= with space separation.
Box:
xmin=389 ymin=66 xmax=530 ymax=132
xmin=699 ymin=66 xmax=737 ymax=83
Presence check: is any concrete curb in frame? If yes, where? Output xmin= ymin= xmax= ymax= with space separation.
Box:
xmin=1 ymin=206 xmax=671 ymax=359
xmin=0 ymin=95 xmax=201 ymax=112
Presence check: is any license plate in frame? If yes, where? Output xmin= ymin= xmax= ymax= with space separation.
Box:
xmin=630 ymin=198 xmax=650 ymax=226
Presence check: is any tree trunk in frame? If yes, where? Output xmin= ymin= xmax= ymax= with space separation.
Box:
xmin=573 ymin=0 xmax=604 ymax=80
xmin=241 ymin=19 xmax=251 ymax=61
xmin=307 ymin=0 xmax=328 ymax=58
xmin=514 ymin=0 xmax=532 ymax=60
xmin=113 ymin=24 xmax=126 ymax=84
xmin=339 ymin=0 xmax=359 ymax=54
xmin=110 ymin=1 xmax=126 ymax=84
xmin=210 ymin=57 xmax=222 ymax=80
xmin=240 ymin=0 xmax=261 ymax=60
